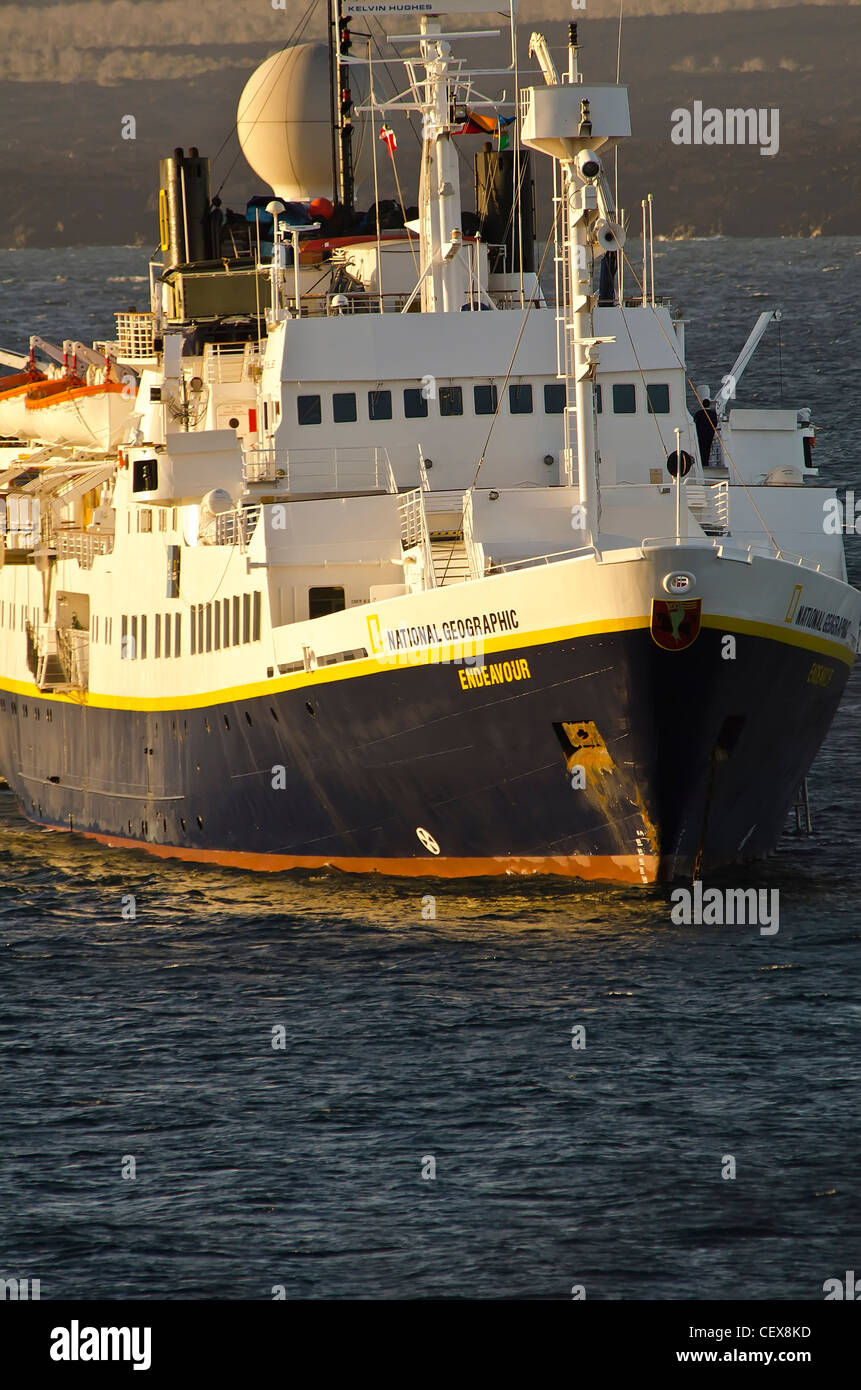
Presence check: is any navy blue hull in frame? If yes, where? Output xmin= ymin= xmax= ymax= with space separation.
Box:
xmin=0 ymin=626 xmax=849 ymax=881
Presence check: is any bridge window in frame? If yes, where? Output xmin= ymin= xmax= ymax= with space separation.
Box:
xmin=509 ymin=384 xmax=533 ymax=414
xmin=404 ymin=388 xmax=428 ymax=419
xmin=596 ymin=384 xmax=603 ymax=414
xmin=309 ymin=587 xmax=345 ymax=619
xmin=297 ymin=394 xmax=322 ymax=426
xmin=243 ymin=593 xmax=251 ymax=643
xmin=439 ymin=386 xmax=463 ymax=417
xmin=474 ymin=384 xmax=497 ymax=415
xmin=544 ymin=383 xmax=565 ymax=414
xmin=233 ymin=595 xmax=241 ymax=645
xmin=223 ymin=597 xmax=230 ymax=647
xmin=369 ymin=389 xmax=392 ymax=421
xmin=154 ymin=614 xmax=161 ymax=658
xmin=214 ymin=601 xmax=221 ymax=650
xmin=333 ymin=392 xmax=357 ymax=423
xmin=253 ymin=591 xmax=261 ymax=641
xmin=612 ymin=384 xmax=636 ymax=414
xmin=647 ymin=384 xmax=671 ymax=415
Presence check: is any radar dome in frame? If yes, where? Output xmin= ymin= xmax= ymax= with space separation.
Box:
xmin=237 ymin=44 xmax=333 ymax=203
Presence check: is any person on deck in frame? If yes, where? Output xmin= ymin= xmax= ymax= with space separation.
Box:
xmin=694 ymin=396 xmax=719 ymax=468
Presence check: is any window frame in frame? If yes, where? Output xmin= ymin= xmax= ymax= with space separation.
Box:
xmin=333 ymin=391 xmax=358 ymax=424
xmin=508 ymin=383 xmax=534 ymax=415
xmin=612 ymin=383 xmax=637 ymax=415
xmin=403 ymin=387 xmax=429 ymax=420
xmin=297 ymin=394 xmax=322 ymax=426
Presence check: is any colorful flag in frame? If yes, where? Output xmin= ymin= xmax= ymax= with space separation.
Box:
xmin=449 ymin=110 xmax=515 ymax=146
xmin=379 ymin=124 xmax=397 ymax=158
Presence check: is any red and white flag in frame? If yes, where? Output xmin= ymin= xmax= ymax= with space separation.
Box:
xmin=379 ymin=124 xmax=397 ymax=158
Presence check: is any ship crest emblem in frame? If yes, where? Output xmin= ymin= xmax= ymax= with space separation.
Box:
xmin=650 ymin=598 xmax=702 ymax=651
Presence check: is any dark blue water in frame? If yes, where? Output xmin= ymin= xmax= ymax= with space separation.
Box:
xmin=0 ymin=241 xmax=859 ymax=1300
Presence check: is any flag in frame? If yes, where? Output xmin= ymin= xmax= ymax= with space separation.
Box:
xmin=449 ymin=109 xmax=515 ymax=146
xmin=379 ymin=124 xmax=397 ymax=158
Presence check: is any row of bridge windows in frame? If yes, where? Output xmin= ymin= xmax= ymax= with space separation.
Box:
xmin=297 ymin=381 xmax=671 ymax=424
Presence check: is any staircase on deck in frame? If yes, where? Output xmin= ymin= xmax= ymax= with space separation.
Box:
xmin=423 ymin=488 xmax=473 ymax=587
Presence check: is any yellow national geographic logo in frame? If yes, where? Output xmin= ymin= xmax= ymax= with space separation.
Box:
xmin=785 ymin=585 xmax=803 ymax=623
xmin=366 ymin=613 xmax=382 ymax=654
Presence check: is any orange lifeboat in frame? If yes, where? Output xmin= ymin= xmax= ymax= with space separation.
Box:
xmin=22 ymin=380 xmax=133 ymax=449
xmin=0 ymin=367 xmax=45 ymax=393
xmin=24 ymin=375 xmax=84 ymax=402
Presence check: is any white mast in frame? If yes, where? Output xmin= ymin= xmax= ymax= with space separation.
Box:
xmin=521 ymin=38 xmax=630 ymax=544
xmin=350 ymin=2 xmax=517 ymax=315
xmin=418 ymin=17 xmax=466 ymax=314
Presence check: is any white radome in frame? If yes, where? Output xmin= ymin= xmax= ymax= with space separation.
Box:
xmin=237 ymin=44 xmax=333 ymax=202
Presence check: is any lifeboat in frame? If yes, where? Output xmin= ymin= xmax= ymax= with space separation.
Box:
xmin=0 ymin=374 xmax=83 ymax=441
xmin=0 ymin=382 xmax=52 ymax=439
xmin=24 ymin=375 xmax=84 ymax=401
xmin=23 ymin=380 xmax=134 ymax=450
xmin=0 ymin=366 xmax=45 ymax=392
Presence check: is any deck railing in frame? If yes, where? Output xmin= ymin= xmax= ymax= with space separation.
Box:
xmin=51 ymin=529 xmax=114 ymax=568
xmin=202 ymin=341 xmax=259 ymax=384
xmin=397 ymin=486 xmax=437 ymax=587
xmin=202 ymin=505 xmax=262 ymax=549
xmin=243 ymin=445 xmax=396 ymax=495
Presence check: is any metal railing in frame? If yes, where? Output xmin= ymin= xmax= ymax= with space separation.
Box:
xmin=398 ymin=487 xmax=425 ymax=550
xmin=283 ymin=291 xmax=418 ymax=318
xmin=462 ymin=491 xmax=487 ymax=580
xmin=114 ymin=311 xmax=155 ymax=359
xmin=398 ymin=486 xmax=437 ymax=587
xmin=243 ymin=445 xmax=396 ymax=495
xmin=489 ymin=544 xmax=597 ymax=574
xmin=202 ymin=504 xmax=262 ymax=548
xmin=52 ymin=529 xmax=114 ymax=568
xmin=684 ymin=479 xmax=730 ymax=535
xmin=203 ymin=341 xmax=259 ymax=384
xmin=25 ymin=621 xmax=89 ymax=689
xmin=57 ymin=626 xmax=89 ymax=687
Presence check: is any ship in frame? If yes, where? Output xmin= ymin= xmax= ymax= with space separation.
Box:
xmin=0 ymin=2 xmax=857 ymax=885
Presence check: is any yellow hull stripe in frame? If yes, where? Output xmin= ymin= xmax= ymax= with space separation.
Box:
xmin=0 ymin=611 xmax=853 ymax=710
